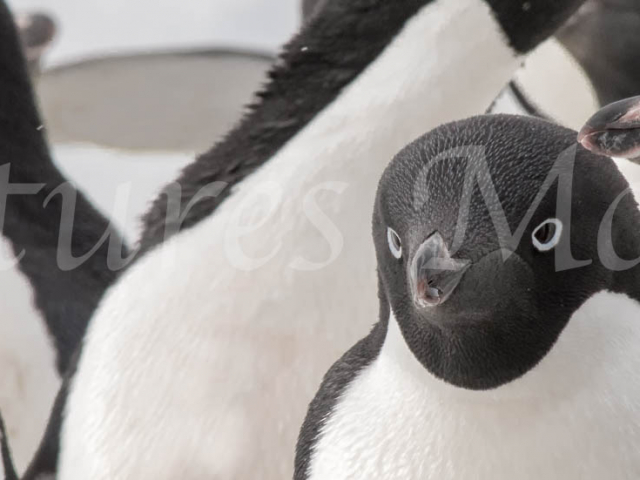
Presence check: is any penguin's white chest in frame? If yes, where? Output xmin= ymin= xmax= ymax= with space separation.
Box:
xmin=0 ymin=238 xmax=60 ymax=474
xmin=307 ymin=291 xmax=640 ymax=480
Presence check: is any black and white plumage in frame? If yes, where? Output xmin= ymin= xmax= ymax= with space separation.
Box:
xmin=0 ymin=1 xmax=127 ymax=476
xmin=55 ymin=1 xmax=585 ymax=479
xmin=296 ymin=114 xmax=640 ymax=479
xmin=558 ymin=0 xmax=640 ymax=106
xmin=491 ymin=0 xmax=640 ymax=126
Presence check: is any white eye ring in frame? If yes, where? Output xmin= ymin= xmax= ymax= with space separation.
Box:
xmin=532 ymin=218 xmax=563 ymax=252
xmin=387 ymin=227 xmax=402 ymax=259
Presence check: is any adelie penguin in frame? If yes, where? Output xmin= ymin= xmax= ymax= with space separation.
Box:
xmin=0 ymin=2 xmax=127 ymax=477
xmin=296 ymin=114 xmax=640 ymax=480
xmin=57 ymin=1 xmax=586 ymax=479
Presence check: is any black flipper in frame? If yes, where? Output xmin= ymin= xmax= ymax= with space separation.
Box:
xmin=19 ymin=351 xmax=80 ymax=480
xmin=0 ymin=0 xmax=128 ymax=375
xmin=0 ymin=412 xmax=18 ymax=480
xmin=0 ymin=2 xmax=128 ymax=478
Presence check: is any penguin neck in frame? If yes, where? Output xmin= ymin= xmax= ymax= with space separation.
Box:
xmin=383 ymin=291 xmax=640 ymax=403
xmin=140 ymin=0 xmax=523 ymax=251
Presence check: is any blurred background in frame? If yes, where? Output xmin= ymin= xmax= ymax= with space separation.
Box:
xmin=6 ymin=0 xmax=300 ymax=243
xmin=9 ymin=0 xmax=298 ymax=67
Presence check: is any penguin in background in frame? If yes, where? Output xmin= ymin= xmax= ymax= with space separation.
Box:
xmin=0 ymin=1 xmax=128 ymax=476
xmin=8 ymin=1 xmax=634 ymax=479
xmin=558 ymin=0 xmax=640 ymax=106
xmin=15 ymin=12 xmax=56 ymax=77
xmin=505 ymin=0 xmax=640 ymax=126
xmin=56 ymin=1 xmax=586 ymax=479
xmin=301 ymin=0 xmax=598 ymax=128
xmin=296 ymin=113 xmax=640 ymax=480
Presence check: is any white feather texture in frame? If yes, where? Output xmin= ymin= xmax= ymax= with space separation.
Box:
xmin=516 ymin=38 xmax=598 ymax=129
xmin=305 ymin=156 xmax=640 ymax=480
xmin=58 ymin=1 xmax=535 ymax=478
xmin=308 ymin=293 xmax=640 ymax=480
xmin=0 ymin=145 xmax=189 ymax=477
xmin=489 ymin=38 xmax=598 ymax=129
xmin=0 ymin=240 xmax=60 ymax=475
xmin=613 ymin=157 xmax=640 ymax=205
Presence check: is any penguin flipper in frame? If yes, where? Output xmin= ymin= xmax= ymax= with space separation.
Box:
xmin=0 ymin=411 xmax=19 ymax=480
xmin=0 ymin=0 xmax=129 ymax=374
xmin=0 ymin=2 xmax=129 ymax=477
xmin=294 ymin=319 xmax=387 ymax=480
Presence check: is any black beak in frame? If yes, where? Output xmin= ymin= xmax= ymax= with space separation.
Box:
xmin=409 ymin=232 xmax=469 ymax=308
xmin=578 ymin=95 xmax=640 ymax=161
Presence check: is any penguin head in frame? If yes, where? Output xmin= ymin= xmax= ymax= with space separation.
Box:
xmin=373 ymin=114 xmax=640 ymax=390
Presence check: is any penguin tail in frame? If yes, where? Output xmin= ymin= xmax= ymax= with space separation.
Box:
xmin=0 ymin=411 xmax=19 ymax=480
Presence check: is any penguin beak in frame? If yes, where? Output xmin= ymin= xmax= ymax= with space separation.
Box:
xmin=409 ymin=232 xmax=469 ymax=308
xmin=578 ymin=95 xmax=640 ymax=160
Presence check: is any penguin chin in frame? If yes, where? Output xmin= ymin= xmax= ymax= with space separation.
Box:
xmin=398 ymin=249 xmax=562 ymax=390
xmin=414 ymin=249 xmax=535 ymax=328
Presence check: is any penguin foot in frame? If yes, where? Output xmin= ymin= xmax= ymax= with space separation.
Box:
xmin=579 ymin=95 xmax=640 ymax=161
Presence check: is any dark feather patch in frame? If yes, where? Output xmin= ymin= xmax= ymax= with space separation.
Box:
xmin=138 ymin=0 xmax=586 ymax=257
xmin=0 ymin=411 xmax=18 ymax=480
xmin=558 ymin=0 xmax=640 ymax=105
xmin=138 ymin=0 xmax=437 ymax=255
xmin=0 ymin=0 xmax=127 ymax=374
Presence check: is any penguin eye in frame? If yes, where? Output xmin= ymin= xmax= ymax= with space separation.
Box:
xmin=387 ymin=227 xmax=402 ymax=259
xmin=532 ymin=218 xmax=562 ymax=252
